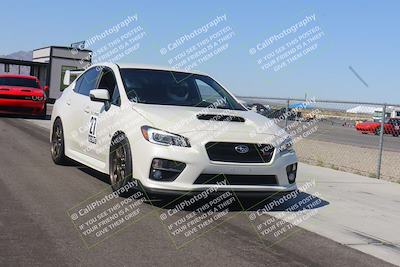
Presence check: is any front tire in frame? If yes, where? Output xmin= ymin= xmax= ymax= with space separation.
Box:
xmin=109 ymin=134 xmax=133 ymax=195
xmin=51 ymin=118 xmax=69 ymax=165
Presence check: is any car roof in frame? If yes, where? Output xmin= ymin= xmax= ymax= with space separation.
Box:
xmin=112 ymin=63 xmax=208 ymax=76
xmin=0 ymin=74 xmax=38 ymax=80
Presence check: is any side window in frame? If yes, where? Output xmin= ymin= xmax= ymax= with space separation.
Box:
xmin=73 ymin=76 xmax=82 ymax=92
xmin=195 ymin=79 xmax=228 ymax=108
xmin=98 ymin=68 xmax=120 ymax=106
xmin=76 ymin=68 xmax=101 ymax=96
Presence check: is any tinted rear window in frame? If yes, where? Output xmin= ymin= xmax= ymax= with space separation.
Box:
xmin=0 ymin=77 xmax=39 ymax=88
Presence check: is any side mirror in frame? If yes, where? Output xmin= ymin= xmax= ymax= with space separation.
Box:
xmin=43 ymin=85 xmax=49 ymax=98
xmin=90 ymin=89 xmax=110 ymax=103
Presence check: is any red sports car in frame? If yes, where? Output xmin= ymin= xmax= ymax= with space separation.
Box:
xmin=0 ymin=74 xmax=47 ymax=117
xmin=356 ymin=118 xmax=400 ymax=136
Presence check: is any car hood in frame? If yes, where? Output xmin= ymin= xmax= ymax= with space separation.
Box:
xmin=0 ymin=85 xmax=43 ymax=95
xmin=131 ymin=103 xmax=285 ymax=136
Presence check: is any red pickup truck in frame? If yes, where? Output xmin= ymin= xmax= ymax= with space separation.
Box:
xmin=356 ymin=118 xmax=400 ymax=136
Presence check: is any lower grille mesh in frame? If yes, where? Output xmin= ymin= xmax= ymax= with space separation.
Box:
xmin=194 ymin=174 xmax=277 ymax=186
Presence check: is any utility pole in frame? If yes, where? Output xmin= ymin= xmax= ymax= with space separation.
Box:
xmin=376 ymin=104 xmax=386 ymax=179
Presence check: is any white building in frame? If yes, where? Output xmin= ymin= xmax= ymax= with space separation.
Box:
xmin=33 ymin=46 xmax=92 ymax=100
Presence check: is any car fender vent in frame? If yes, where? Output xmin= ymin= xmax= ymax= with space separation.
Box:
xmin=0 ymin=88 xmax=10 ymax=91
xmin=196 ymin=114 xmax=245 ymax=122
xmin=21 ymin=89 xmax=31 ymax=92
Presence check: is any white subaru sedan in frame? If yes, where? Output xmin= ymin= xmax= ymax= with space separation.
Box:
xmin=50 ymin=63 xmax=298 ymax=197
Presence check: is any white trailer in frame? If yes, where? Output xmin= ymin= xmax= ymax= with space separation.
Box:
xmin=372 ymin=106 xmax=400 ymax=121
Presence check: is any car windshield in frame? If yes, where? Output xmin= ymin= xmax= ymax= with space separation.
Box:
xmin=0 ymin=77 xmax=39 ymax=88
xmin=120 ymin=69 xmax=245 ymax=110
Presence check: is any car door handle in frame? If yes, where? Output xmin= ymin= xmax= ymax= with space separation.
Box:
xmin=84 ymin=107 xmax=90 ymax=113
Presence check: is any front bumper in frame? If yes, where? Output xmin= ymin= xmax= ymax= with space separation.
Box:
xmin=138 ymin=181 xmax=297 ymax=199
xmin=132 ymin=131 xmax=298 ymax=194
xmin=0 ymin=99 xmax=45 ymax=115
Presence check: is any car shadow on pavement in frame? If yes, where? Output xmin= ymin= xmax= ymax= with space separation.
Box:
xmin=149 ymin=191 xmax=329 ymax=212
xmin=237 ymin=192 xmax=329 ymax=211
xmin=76 ymin=166 xmax=111 ymax=184
xmin=68 ymin=167 xmax=329 ymax=213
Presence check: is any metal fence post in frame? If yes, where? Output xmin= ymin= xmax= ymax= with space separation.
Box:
xmin=285 ymin=99 xmax=290 ymax=128
xmin=376 ymin=104 xmax=386 ymax=179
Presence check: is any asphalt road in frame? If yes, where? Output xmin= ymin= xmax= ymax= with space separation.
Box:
xmin=0 ymin=117 xmax=395 ymax=267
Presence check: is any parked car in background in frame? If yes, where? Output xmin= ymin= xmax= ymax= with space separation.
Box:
xmin=356 ymin=118 xmax=400 ymax=136
xmin=250 ymin=103 xmax=271 ymax=117
xmin=266 ymin=107 xmax=301 ymax=121
xmin=0 ymin=74 xmax=47 ymax=118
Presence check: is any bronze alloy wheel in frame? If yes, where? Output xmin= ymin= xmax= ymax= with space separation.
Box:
xmin=109 ymin=135 xmax=133 ymax=194
xmin=51 ymin=123 xmax=63 ymax=159
xmin=51 ymin=119 xmax=68 ymax=165
xmin=110 ymin=144 xmax=127 ymax=189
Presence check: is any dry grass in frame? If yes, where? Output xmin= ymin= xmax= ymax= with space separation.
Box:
xmin=295 ymin=139 xmax=399 ymax=182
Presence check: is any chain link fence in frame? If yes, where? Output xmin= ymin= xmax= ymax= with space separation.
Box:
xmin=239 ymin=96 xmax=400 ymax=182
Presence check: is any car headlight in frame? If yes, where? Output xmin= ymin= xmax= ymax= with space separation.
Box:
xmin=278 ymin=136 xmax=294 ymax=154
xmin=141 ymin=126 xmax=191 ymax=147
xmin=31 ymin=95 xmax=45 ymax=101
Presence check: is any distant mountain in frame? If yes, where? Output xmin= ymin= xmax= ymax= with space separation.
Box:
xmin=0 ymin=51 xmax=33 ymax=74
xmin=1 ymin=50 xmax=33 ymax=61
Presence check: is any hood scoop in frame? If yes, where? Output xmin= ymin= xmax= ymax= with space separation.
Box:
xmin=21 ymin=89 xmax=32 ymax=92
xmin=0 ymin=88 xmax=10 ymax=91
xmin=196 ymin=114 xmax=245 ymax=122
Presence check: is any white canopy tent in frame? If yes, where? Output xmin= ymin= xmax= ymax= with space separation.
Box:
xmin=346 ymin=105 xmax=378 ymax=114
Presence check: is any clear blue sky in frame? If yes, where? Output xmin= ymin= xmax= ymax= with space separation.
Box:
xmin=1 ymin=0 xmax=399 ymax=103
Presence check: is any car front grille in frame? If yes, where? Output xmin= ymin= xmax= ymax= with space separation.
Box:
xmin=0 ymin=94 xmax=32 ymax=100
xmin=194 ymin=174 xmax=277 ymax=186
xmin=205 ymin=142 xmax=275 ymax=163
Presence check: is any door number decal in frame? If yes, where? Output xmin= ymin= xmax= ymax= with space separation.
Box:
xmin=88 ymin=115 xmax=98 ymax=144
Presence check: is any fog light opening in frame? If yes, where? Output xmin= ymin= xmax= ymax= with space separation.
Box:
xmin=149 ymin=158 xmax=186 ymax=182
xmin=286 ymin=163 xmax=298 ymax=184
xmin=151 ymin=169 xmax=163 ymax=180
xmin=288 ymin=173 xmax=296 ymax=183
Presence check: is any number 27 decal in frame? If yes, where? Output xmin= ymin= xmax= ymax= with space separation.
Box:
xmin=88 ymin=116 xmax=98 ymax=144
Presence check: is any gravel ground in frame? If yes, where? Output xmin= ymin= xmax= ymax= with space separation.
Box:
xmin=295 ymin=139 xmax=400 ymax=183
